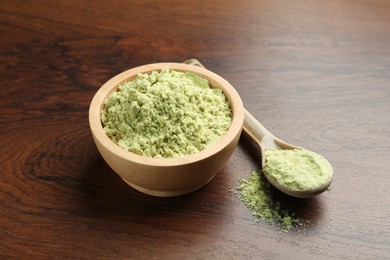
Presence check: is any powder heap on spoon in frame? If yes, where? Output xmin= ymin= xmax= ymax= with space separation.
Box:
xmin=263 ymin=149 xmax=333 ymax=191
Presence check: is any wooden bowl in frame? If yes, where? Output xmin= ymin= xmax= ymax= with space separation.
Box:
xmin=89 ymin=63 xmax=244 ymax=197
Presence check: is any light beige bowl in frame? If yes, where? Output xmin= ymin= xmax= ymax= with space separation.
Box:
xmin=89 ymin=63 xmax=244 ymax=197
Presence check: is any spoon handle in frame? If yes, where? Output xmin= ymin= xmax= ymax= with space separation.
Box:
xmin=243 ymin=109 xmax=277 ymax=149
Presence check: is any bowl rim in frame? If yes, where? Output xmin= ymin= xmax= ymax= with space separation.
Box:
xmin=89 ymin=62 xmax=244 ymax=167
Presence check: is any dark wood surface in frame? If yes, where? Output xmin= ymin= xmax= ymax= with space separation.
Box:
xmin=1 ymin=0 xmax=389 ymax=259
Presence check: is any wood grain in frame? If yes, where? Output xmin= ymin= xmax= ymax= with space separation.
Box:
xmin=1 ymin=0 xmax=390 ymax=258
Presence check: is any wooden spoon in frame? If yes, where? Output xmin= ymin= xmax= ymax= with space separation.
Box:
xmin=184 ymin=58 xmax=333 ymax=198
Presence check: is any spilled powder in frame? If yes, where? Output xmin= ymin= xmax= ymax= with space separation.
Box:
xmin=238 ymin=171 xmax=303 ymax=231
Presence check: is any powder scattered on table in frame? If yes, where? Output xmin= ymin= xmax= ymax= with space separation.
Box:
xmin=101 ymin=68 xmax=232 ymax=158
xmin=263 ymin=149 xmax=333 ymax=190
xmin=238 ymin=171 xmax=303 ymax=231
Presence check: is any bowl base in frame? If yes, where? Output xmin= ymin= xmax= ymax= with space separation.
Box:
xmin=121 ymin=174 xmax=216 ymax=197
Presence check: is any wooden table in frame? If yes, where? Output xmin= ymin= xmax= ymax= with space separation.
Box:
xmin=1 ymin=1 xmax=389 ymax=258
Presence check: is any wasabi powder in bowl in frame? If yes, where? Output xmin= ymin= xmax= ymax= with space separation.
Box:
xmin=89 ymin=63 xmax=244 ymax=197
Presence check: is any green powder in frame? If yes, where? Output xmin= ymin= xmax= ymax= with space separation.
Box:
xmin=238 ymin=171 xmax=302 ymax=231
xmin=263 ymin=149 xmax=332 ymax=190
xmin=101 ymin=68 xmax=232 ymax=158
